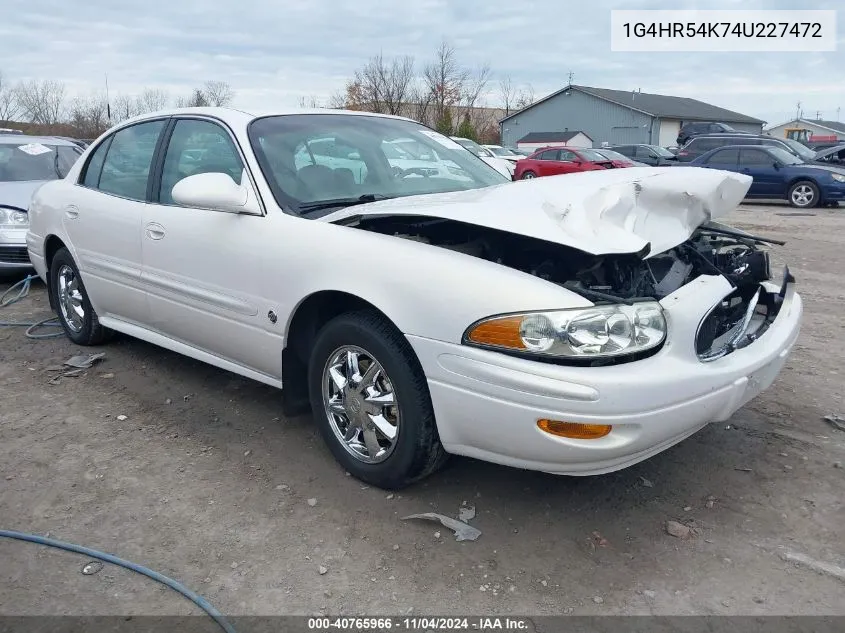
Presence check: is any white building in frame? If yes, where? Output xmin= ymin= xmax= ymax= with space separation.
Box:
xmin=515 ymin=131 xmax=594 ymax=151
xmin=764 ymin=118 xmax=845 ymax=144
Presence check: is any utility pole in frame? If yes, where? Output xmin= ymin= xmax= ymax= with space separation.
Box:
xmin=567 ymin=70 xmax=574 ymax=85
xmin=795 ymin=101 xmax=801 ymax=120
xmin=815 ymin=110 xmax=821 ymax=120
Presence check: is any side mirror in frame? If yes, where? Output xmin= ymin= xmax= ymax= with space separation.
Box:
xmin=171 ymin=171 xmax=261 ymax=215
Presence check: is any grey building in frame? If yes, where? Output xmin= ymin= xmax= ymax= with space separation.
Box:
xmin=500 ymin=84 xmax=765 ymax=149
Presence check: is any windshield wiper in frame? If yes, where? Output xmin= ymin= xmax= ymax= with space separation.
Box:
xmin=299 ymin=193 xmax=394 ymax=213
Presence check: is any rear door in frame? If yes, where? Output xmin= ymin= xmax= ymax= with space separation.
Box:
xmin=738 ymin=149 xmax=782 ymax=197
xmin=62 ymin=119 xmax=168 ymax=323
xmin=700 ymin=148 xmax=740 ymax=172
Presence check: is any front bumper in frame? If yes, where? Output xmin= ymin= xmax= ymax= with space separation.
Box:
xmin=408 ymin=274 xmax=802 ymax=476
xmin=820 ymin=182 xmax=845 ymax=201
xmin=0 ymin=228 xmax=33 ymax=271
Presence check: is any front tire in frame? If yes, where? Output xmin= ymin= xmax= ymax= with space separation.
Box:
xmin=789 ymin=181 xmax=819 ymax=208
xmin=521 ymin=170 xmax=537 ymax=180
xmin=307 ymin=310 xmax=447 ymax=489
xmin=49 ymin=247 xmax=111 ymax=345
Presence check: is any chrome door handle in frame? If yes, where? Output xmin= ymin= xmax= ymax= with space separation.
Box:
xmin=65 ymin=205 xmax=79 ymax=219
xmin=145 ymin=222 xmax=166 ymax=240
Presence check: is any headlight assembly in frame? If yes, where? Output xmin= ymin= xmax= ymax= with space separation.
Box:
xmin=464 ymin=302 xmax=667 ymax=359
xmin=831 ymin=173 xmax=845 ymax=183
xmin=0 ymin=208 xmax=29 ymax=228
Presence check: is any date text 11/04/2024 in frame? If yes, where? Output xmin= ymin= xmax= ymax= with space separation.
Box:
xmin=307 ymin=617 xmax=531 ymax=630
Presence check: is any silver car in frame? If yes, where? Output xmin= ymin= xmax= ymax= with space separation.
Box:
xmin=1 ymin=135 xmax=83 ymax=273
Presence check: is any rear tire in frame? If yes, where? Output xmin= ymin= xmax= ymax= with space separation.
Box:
xmin=788 ymin=181 xmax=819 ymax=208
xmin=49 ymin=247 xmax=111 ymax=345
xmin=521 ymin=171 xmax=537 ymax=180
xmin=307 ymin=310 xmax=447 ymax=489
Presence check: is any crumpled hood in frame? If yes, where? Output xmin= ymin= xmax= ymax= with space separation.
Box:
xmin=0 ymin=180 xmax=47 ymax=211
xmin=324 ymin=166 xmax=752 ymax=257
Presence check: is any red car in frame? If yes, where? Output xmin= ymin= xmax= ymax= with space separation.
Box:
xmin=514 ymin=146 xmax=627 ymax=180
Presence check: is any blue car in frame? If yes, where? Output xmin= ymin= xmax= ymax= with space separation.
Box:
xmin=690 ymin=144 xmax=845 ymax=208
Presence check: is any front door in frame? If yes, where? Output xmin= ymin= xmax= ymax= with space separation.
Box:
xmin=140 ymin=117 xmax=283 ymax=378
xmin=738 ymin=148 xmax=783 ymax=197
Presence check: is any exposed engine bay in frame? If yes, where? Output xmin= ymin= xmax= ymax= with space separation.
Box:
xmin=341 ymin=214 xmax=788 ymax=360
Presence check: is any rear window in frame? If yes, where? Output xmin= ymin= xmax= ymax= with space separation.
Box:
xmin=0 ymin=143 xmax=81 ymax=182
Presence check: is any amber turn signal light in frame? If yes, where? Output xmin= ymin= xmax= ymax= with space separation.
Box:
xmin=466 ymin=316 xmax=526 ymax=350
xmin=537 ymin=419 xmax=612 ymax=439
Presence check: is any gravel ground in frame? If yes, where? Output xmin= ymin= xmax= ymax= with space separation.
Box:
xmin=1 ymin=202 xmax=843 ymax=617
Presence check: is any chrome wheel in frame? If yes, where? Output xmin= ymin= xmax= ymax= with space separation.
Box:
xmin=522 ymin=172 xmax=536 ymax=179
xmin=322 ymin=345 xmax=400 ymax=464
xmin=791 ymin=184 xmax=815 ymax=207
xmin=57 ymin=264 xmax=84 ymax=333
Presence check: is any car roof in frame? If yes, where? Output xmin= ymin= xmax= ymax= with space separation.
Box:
xmin=0 ymin=134 xmax=82 ymax=147
xmin=118 ymin=106 xmax=416 ymax=129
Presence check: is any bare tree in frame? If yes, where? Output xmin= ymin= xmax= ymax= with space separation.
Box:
xmin=514 ymin=83 xmax=535 ymax=110
xmin=407 ymin=82 xmax=434 ymax=127
xmin=298 ymin=95 xmax=322 ymax=108
xmin=203 ymin=80 xmax=234 ymax=107
xmin=15 ymin=79 xmax=66 ymax=125
xmin=0 ymin=71 xmax=19 ymax=121
xmin=499 ymin=76 xmax=516 ymax=116
xmin=423 ymin=41 xmax=469 ymax=133
xmin=327 ymin=90 xmax=348 ymax=109
xmin=345 ymin=53 xmax=415 ymax=115
xmin=176 ymin=89 xmax=210 ymax=108
xmin=67 ymin=95 xmax=109 ymax=138
xmin=137 ymin=88 xmax=170 ymax=113
xmin=111 ymin=94 xmax=139 ymax=122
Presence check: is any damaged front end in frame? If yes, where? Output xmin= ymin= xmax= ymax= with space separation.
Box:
xmin=338 ymin=213 xmax=790 ymax=364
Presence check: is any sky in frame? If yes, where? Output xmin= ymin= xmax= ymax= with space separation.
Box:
xmin=1 ymin=0 xmax=843 ymax=128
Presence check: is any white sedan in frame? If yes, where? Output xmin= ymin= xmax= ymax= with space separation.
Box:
xmin=27 ymin=107 xmax=803 ymax=489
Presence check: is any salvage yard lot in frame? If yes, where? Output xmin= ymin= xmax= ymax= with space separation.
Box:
xmin=1 ymin=203 xmax=843 ymax=616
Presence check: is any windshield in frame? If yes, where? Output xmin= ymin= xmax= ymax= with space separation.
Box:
xmin=780 ymin=138 xmax=816 ymax=161
xmin=0 ymin=142 xmax=81 ymax=182
xmin=487 ymin=146 xmax=516 ymax=157
xmin=653 ymin=145 xmax=675 ymax=158
xmin=769 ymin=147 xmax=803 ymax=165
xmin=596 ymin=149 xmax=630 ymax=161
xmin=249 ymin=115 xmax=508 ymax=215
xmin=452 ymin=137 xmax=493 ymax=157
xmin=578 ymin=149 xmax=611 ymax=162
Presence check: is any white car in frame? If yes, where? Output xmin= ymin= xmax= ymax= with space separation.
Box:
xmin=482 ymin=144 xmax=522 ymax=165
xmin=1 ymin=135 xmax=83 ymax=273
xmin=27 ymin=107 xmax=802 ymax=489
xmin=450 ymin=136 xmax=514 ymax=178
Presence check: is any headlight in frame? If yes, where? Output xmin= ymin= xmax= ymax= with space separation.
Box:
xmin=0 ymin=208 xmax=29 ymax=228
xmin=464 ymin=302 xmax=666 ymax=359
xmin=831 ymin=173 xmax=845 ymax=183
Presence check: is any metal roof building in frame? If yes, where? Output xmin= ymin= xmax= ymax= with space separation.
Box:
xmin=500 ymin=84 xmax=765 ymax=149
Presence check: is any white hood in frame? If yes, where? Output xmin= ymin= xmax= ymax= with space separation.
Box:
xmin=324 ymin=167 xmax=752 ymax=257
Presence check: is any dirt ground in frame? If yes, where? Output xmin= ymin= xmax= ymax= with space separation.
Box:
xmin=1 ymin=202 xmax=843 ymax=618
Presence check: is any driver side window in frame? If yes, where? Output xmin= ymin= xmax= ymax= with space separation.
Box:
xmin=159 ymin=119 xmax=244 ymax=205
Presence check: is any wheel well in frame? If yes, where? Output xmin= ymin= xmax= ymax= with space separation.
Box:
xmin=44 ymin=235 xmax=66 ymax=272
xmin=43 ymin=235 xmax=66 ymax=309
xmin=787 ymin=177 xmax=818 ymax=190
xmin=280 ymin=291 xmax=400 ymax=416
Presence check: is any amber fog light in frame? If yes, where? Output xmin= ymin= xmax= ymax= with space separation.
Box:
xmin=537 ymin=419 xmax=612 ymax=439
